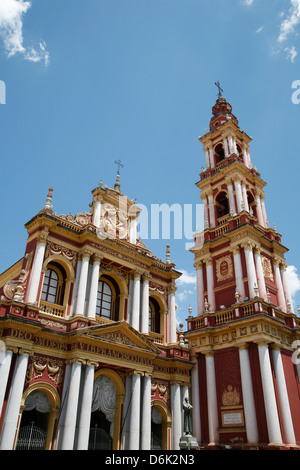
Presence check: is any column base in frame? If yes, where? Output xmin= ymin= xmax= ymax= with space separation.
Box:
xmin=179 ymin=434 xmax=199 ymax=450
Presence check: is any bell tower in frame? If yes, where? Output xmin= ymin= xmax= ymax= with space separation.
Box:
xmin=186 ymin=89 xmax=300 ymax=449
xmin=193 ymin=90 xmax=292 ymax=312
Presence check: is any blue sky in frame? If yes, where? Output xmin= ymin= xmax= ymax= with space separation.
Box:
xmin=0 ymin=0 xmax=300 ymax=325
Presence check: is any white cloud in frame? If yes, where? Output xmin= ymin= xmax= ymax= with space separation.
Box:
xmin=286 ymin=265 xmax=300 ymax=300
xmin=244 ymin=0 xmax=254 ymax=6
xmin=0 ymin=0 xmax=49 ymax=65
xmin=278 ymin=0 xmax=300 ymax=43
xmin=176 ymin=269 xmax=196 ymax=287
xmin=285 ymin=45 xmax=298 ymax=62
xmin=256 ymin=26 xmax=264 ymax=34
xmin=277 ymin=0 xmax=300 ymax=61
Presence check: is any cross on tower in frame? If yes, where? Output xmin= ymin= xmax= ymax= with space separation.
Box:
xmin=114 ymin=159 xmax=124 ymax=174
xmin=215 ymin=81 xmax=223 ymax=98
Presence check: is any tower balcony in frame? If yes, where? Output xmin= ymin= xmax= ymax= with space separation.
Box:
xmin=186 ymin=298 xmax=300 ymax=332
xmin=193 ymin=211 xmax=282 ymax=247
xmin=198 ymin=153 xmax=261 ymax=182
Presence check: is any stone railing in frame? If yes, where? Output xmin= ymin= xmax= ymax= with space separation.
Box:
xmin=186 ymin=299 xmax=299 ymax=331
xmin=39 ymin=300 xmax=65 ymax=318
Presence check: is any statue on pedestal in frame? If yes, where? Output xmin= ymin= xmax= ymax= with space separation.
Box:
xmin=183 ymin=397 xmax=193 ymax=435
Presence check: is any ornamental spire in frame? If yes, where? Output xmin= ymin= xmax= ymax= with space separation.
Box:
xmin=44 ymin=186 xmax=53 ymax=211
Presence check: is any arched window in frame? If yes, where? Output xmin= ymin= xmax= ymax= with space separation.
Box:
xmin=96 ymin=281 xmax=112 ymax=319
xmin=215 ymin=191 xmax=229 ymax=221
xmin=149 ymin=298 xmax=160 ymax=333
xmin=247 ymin=191 xmax=257 ymax=218
xmin=215 ymin=143 xmax=225 ymax=165
xmin=41 ymin=263 xmax=65 ymax=305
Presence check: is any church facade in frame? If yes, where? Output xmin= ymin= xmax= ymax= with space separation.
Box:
xmin=0 ymin=92 xmax=299 ymax=451
xmin=0 ymin=175 xmax=192 ymax=451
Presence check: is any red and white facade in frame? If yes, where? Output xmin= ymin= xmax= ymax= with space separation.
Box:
xmin=186 ymin=95 xmax=300 ymax=449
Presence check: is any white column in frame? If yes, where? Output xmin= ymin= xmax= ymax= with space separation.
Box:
xmin=55 ymin=363 xmax=72 ymax=449
xmin=228 ymin=136 xmax=234 ymax=154
xmin=271 ymin=346 xmax=296 ymax=445
xmin=129 ymin=372 xmax=141 ymax=450
xmin=208 ymin=193 xmax=216 ymax=228
xmin=76 ymin=362 xmax=96 ymax=450
xmin=130 ymin=217 xmax=137 ymax=245
xmin=226 ymin=183 xmax=236 ymax=215
xmin=92 ymin=197 xmax=102 ymax=228
xmin=203 ymin=196 xmax=209 ymax=228
xmin=204 ymin=149 xmax=210 ymax=169
xmin=87 ymin=255 xmax=101 ymax=318
xmin=0 ymin=349 xmax=13 ymax=420
xmin=205 ymin=352 xmax=218 ymax=445
xmin=232 ymin=246 xmax=246 ymax=301
xmin=243 ymin=242 xmax=258 ymax=299
xmin=72 ymin=259 xmax=82 ymax=316
xmin=281 ymin=264 xmax=294 ymax=313
xmin=61 ymin=361 xmax=82 ymax=450
xmin=0 ymin=351 xmax=29 ymax=450
xmin=261 ymin=197 xmax=268 ymax=227
xmin=140 ymin=374 xmax=151 ymax=450
xmin=196 ymin=262 xmax=205 ymax=315
xmin=123 ymin=374 xmax=132 ymax=449
xmin=127 ymin=277 xmax=134 ymax=325
xmin=131 ymin=272 xmax=141 ymax=330
xmin=75 ymin=250 xmax=91 ymax=316
xmin=255 ymin=194 xmax=264 ymax=226
xmin=141 ymin=274 xmax=150 ymax=334
xmin=254 ymin=247 xmax=267 ymax=301
xmin=273 ymin=258 xmax=286 ymax=311
xmin=242 ymin=146 xmax=249 ymax=167
xmin=257 ymin=342 xmax=282 ymax=446
xmin=171 ymin=382 xmax=181 ymax=450
xmin=223 ymin=138 xmax=229 ymax=158
xmin=238 ymin=345 xmax=259 ymax=443
xmin=205 ymin=259 xmax=215 ymax=311
xmin=191 ymin=357 xmax=201 ymax=442
xmin=26 ymin=239 xmax=47 ymax=304
xmin=209 ymin=147 xmax=215 ymax=169
xmin=233 ymin=137 xmax=238 ymax=155
xmin=234 ymin=179 xmax=243 ymax=213
xmin=241 ymin=183 xmax=249 ymax=212
xmin=168 ymin=286 xmax=177 ymax=343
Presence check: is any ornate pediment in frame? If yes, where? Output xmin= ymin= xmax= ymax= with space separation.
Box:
xmin=79 ymin=321 xmax=161 ymax=355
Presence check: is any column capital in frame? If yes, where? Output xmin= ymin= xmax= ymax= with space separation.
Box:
xmin=86 ymin=360 xmax=99 ymax=367
xmin=241 ymin=241 xmax=255 ymax=251
xmin=92 ymin=253 xmax=103 ymax=263
xmin=133 ymin=270 xmax=143 ymax=279
xmin=253 ymin=244 xmax=261 ymax=254
xmin=194 ymin=260 xmax=203 ymax=270
xmin=231 ymin=245 xmax=241 ymax=255
xmin=142 ymin=272 xmax=152 ymax=282
xmin=79 ymin=248 xmax=93 ymax=259
xmin=18 ymin=348 xmax=33 ymax=357
xmin=167 ymin=285 xmax=177 ymax=294
xmin=37 ymin=229 xmax=49 ymax=245
xmin=129 ymin=370 xmax=144 ymax=376
xmin=269 ymin=343 xmax=281 ymax=351
xmin=204 ymin=257 xmax=213 ymax=266
xmin=236 ymin=342 xmax=250 ymax=350
xmin=255 ymin=339 xmax=270 ymax=348
xmin=272 ymin=256 xmax=284 ymax=266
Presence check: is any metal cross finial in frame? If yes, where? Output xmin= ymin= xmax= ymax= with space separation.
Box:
xmin=114 ymin=159 xmax=124 ymax=174
xmin=215 ymin=81 xmax=223 ymax=98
